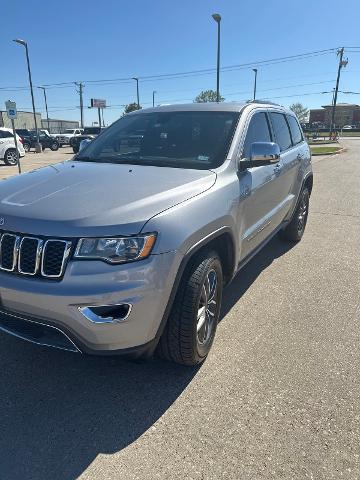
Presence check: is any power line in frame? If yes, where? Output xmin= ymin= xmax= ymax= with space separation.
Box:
xmin=0 ymin=47 xmax=338 ymax=92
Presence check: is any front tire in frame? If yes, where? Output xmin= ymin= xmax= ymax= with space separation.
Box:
xmin=157 ymin=251 xmax=223 ymax=366
xmin=280 ymin=187 xmax=310 ymax=242
xmin=50 ymin=141 xmax=59 ymax=151
xmin=4 ymin=148 xmax=18 ymax=166
xmin=23 ymin=142 xmax=31 ymax=153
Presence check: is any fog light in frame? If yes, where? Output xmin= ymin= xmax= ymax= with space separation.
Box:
xmin=78 ymin=304 xmax=132 ymax=324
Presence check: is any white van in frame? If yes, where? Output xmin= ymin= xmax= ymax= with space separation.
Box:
xmin=0 ymin=128 xmax=26 ymax=165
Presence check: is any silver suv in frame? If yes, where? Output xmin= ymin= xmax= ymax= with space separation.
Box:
xmin=0 ymin=102 xmax=312 ymax=366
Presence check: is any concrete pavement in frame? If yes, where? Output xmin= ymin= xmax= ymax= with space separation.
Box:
xmin=0 ymin=139 xmax=359 ymax=479
xmin=0 ymin=146 xmax=74 ymax=180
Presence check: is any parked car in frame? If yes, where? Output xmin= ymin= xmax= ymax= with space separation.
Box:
xmin=72 ymin=126 xmax=104 ymax=153
xmin=342 ymin=125 xmax=356 ymax=130
xmin=0 ymin=102 xmax=312 ymax=365
xmin=53 ymin=128 xmax=84 ymax=147
xmin=0 ymin=127 xmax=25 ymax=165
xmin=16 ymin=130 xmax=59 ymax=152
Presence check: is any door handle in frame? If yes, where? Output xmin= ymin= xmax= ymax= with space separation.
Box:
xmin=273 ymin=163 xmax=282 ymax=174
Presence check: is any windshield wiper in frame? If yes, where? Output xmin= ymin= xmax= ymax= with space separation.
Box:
xmin=74 ymin=156 xmax=99 ymax=162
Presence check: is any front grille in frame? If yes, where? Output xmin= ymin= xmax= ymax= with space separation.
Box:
xmin=0 ymin=232 xmax=71 ymax=280
xmin=0 ymin=234 xmax=17 ymax=271
xmin=42 ymin=240 xmax=68 ymax=277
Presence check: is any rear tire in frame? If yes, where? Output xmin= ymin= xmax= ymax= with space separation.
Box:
xmin=279 ymin=187 xmax=310 ymax=242
xmin=157 ymin=251 xmax=223 ymax=366
xmin=4 ymin=148 xmax=18 ymax=166
xmin=50 ymin=141 xmax=59 ymax=151
xmin=23 ymin=142 xmax=31 ymax=153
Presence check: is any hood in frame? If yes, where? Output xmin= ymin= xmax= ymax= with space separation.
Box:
xmin=0 ymin=161 xmax=216 ymax=237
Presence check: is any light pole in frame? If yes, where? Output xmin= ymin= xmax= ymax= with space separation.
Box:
xmin=252 ymin=68 xmax=258 ymax=100
xmin=38 ymin=86 xmax=50 ymax=133
xmin=13 ymin=38 xmax=42 ymax=152
xmin=132 ymin=77 xmax=140 ymax=108
xmin=152 ymin=90 xmax=157 ymax=107
xmin=212 ymin=13 xmax=221 ymax=102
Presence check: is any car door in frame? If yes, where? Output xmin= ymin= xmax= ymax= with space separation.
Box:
xmin=0 ymin=131 xmax=15 ymax=154
xmin=0 ymin=131 xmax=6 ymax=158
xmin=268 ymin=112 xmax=302 ymax=220
xmin=238 ymin=110 xmax=284 ymax=260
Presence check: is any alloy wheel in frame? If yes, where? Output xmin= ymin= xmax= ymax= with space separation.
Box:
xmin=197 ymin=269 xmax=218 ymax=346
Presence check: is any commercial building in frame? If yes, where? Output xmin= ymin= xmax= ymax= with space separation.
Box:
xmin=309 ymin=103 xmax=360 ymax=127
xmin=0 ymin=110 xmax=41 ymax=130
xmin=41 ymin=118 xmax=80 ymax=134
xmin=0 ymin=110 xmax=79 ymax=133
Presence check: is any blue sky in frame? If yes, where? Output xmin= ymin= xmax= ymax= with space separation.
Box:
xmin=1 ymin=0 xmax=360 ymax=126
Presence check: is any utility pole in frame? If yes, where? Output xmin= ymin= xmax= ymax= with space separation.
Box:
xmin=330 ymin=48 xmax=348 ymax=135
xmin=75 ymin=82 xmax=85 ymax=128
xmin=152 ymin=90 xmax=156 ymax=107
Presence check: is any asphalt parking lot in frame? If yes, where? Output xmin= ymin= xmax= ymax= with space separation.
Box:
xmin=0 ymin=139 xmax=359 ymax=479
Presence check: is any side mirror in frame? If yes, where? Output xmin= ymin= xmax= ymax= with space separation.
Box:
xmin=239 ymin=142 xmax=280 ymax=171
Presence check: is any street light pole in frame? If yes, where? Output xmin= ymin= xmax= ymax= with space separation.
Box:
xmin=38 ymin=86 xmax=50 ymax=133
xmin=132 ymin=77 xmax=140 ymax=108
xmin=152 ymin=90 xmax=156 ymax=107
xmin=252 ymin=68 xmax=258 ymax=100
xmin=13 ymin=38 xmax=42 ymax=152
xmin=212 ymin=13 xmax=221 ymax=102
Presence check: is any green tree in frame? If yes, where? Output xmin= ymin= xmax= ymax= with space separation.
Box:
xmin=289 ymin=103 xmax=309 ymax=123
xmin=124 ymin=102 xmax=142 ymax=114
xmin=194 ymin=89 xmax=225 ymax=103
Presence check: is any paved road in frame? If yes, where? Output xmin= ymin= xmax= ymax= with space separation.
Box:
xmin=0 ymin=140 xmax=359 ymax=479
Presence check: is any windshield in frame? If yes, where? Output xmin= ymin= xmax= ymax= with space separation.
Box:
xmin=64 ymin=129 xmax=75 ymax=134
xmin=75 ymin=111 xmax=239 ymax=169
xmin=83 ymin=127 xmax=101 ymax=135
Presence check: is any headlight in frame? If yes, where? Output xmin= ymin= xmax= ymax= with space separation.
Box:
xmin=74 ymin=233 xmax=157 ymax=264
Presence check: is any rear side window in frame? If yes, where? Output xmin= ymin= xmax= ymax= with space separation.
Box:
xmin=242 ymin=112 xmax=272 ymax=159
xmin=287 ymin=115 xmax=303 ymax=145
xmin=269 ymin=113 xmax=292 ymax=152
xmin=1 ymin=131 xmax=14 ymax=139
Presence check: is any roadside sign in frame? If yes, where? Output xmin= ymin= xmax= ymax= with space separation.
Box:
xmin=91 ymin=98 xmax=106 ymax=108
xmin=5 ymin=100 xmax=17 ymax=120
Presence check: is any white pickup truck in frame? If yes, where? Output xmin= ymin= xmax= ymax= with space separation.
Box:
xmin=53 ymin=128 xmax=84 ymax=147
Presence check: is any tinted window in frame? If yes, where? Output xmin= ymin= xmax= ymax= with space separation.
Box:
xmin=76 ymin=111 xmax=240 ymax=170
xmin=1 ymin=131 xmax=14 ymax=138
xmin=287 ymin=115 xmax=303 ymax=145
xmin=83 ymin=127 xmax=101 ymax=135
xmin=242 ymin=112 xmax=272 ymax=159
xmin=269 ymin=113 xmax=292 ymax=151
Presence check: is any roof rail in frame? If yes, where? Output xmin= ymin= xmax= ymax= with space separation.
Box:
xmin=246 ymin=99 xmax=282 ymax=107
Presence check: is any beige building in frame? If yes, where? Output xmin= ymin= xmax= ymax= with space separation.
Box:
xmin=0 ymin=110 xmax=41 ymax=130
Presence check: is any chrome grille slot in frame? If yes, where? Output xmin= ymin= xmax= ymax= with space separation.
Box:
xmin=0 ymin=234 xmax=19 ymax=272
xmin=19 ymin=237 xmax=43 ymax=275
xmin=0 ymin=231 xmax=71 ymax=280
xmin=41 ymin=240 xmax=71 ymax=278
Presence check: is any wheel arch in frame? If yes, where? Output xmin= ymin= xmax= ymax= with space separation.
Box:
xmin=303 ymin=173 xmax=313 ymax=196
xmin=153 ymin=227 xmax=237 ymax=347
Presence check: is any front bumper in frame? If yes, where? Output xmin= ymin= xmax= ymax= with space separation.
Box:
xmin=0 ymin=251 xmax=181 ymax=354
